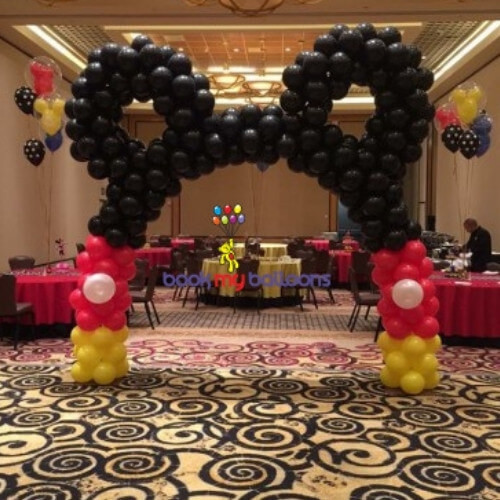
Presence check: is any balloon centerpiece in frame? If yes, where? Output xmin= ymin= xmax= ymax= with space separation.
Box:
xmin=66 ymin=25 xmax=437 ymax=392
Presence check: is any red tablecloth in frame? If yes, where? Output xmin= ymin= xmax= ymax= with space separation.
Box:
xmin=431 ymin=273 xmax=500 ymax=338
xmin=305 ymin=239 xmax=330 ymax=252
xmin=14 ymin=273 xmax=80 ymax=325
xmin=330 ymin=250 xmax=353 ymax=283
xmin=135 ymin=247 xmax=172 ymax=268
xmin=171 ymin=238 xmax=195 ymax=250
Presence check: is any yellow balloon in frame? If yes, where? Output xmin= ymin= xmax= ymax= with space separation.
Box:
xmin=400 ymin=371 xmax=425 ymax=395
xmin=115 ymin=358 xmax=130 ymax=378
xmin=457 ymin=98 xmax=477 ymax=125
xmin=380 ymin=366 xmax=400 ymax=388
xmin=451 ymin=88 xmax=466 ymax=104
xmin=413 ymin=353 xmax=438 ymax=375
xmin=103 ymin=343 xmax=127 ymax=364
xmin=71 ymin=362 xmax=93 ymax=383
xmin=93 ymin=362 xmax=117 ymax=385
xmin=468 ymin=86 xmax=483 ymax=104
xmin=425 ymin=335 xmax=442 ymax=353
xmin=70 ymin=326 xmax=92 ymax=346
xmin=41 ymin=111 xmax=62 ymax=135
xmin=73 ymin=346 xmax=79 ymax=357
xmin=377 ymin=331 xmax=402 ymax=352
xmin=76 ymin=344 xmax=101 ymax=368
xmin=34 ymin=98 xmax=48 ymax=114
xmin=52 ymin=98 xmax=65 ymax=114
xmin=114 ymin=327 xmax=129 ymax=343
xmin=234 ymin=204 xmax=242 ymax=214
xmin=386 ymin=351 xmax=410 ymax=375
xmin=91 ymin=327 xmax=115 ymax=347
xmin=424 ymin=371 xmax=441 ymax=389
xmin=401 ymin=335 xmax=427 ymax=357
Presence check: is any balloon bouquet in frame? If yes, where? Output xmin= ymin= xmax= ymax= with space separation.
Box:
xmin=436 ymin=81 xmax=493 ymax=159
xmin=14 ymin=56 xmax=66 ymax=165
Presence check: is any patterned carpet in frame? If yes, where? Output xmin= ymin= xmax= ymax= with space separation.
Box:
xmin=0 ymin=288 xmax=499 ymax=499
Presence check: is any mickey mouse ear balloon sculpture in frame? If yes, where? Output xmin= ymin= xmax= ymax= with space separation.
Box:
xmin=66 ymin=26 xmax=438 ymax=393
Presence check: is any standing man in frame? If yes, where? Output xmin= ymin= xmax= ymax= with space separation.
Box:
xmin=463 ymin=218 xmax=492 ymax=272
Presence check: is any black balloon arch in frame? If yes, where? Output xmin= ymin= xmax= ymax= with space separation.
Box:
xmin=66 ymin=24 xmax=441 ymax=394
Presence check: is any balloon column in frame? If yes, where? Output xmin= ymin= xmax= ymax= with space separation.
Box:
xmin=212 ymin=203 xmax=245 ymax=237
xmin=437 ymin=82 xmax=493 ymax=159
xmin=69 ymin=235 xmax=133 ymax=384
xmin=66 ymin=26 xmax=436 ymax=391
xmin=14 ymin=56 xmax=66 ymax=164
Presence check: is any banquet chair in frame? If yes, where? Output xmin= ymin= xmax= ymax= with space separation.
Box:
xmin=182 ymin=253 xmax=219 ymax=309
xmin=314 ymin=250 xmax=335 ymax=304
xmin=0 ymin=274 xmax=35 ymax=350
xmin=130 ymin=265 xmax=160 ymax=329
xmin=158 ymin=235 xmax=171 ymax=247
xmin=351 ymin=251 xmax=371 ymax=276
xmin=233 ymin=259 xmax=263 ymax=314
xmin=8 ymin=255 xmax=35 ymax=271
xmin=288 ymin=257 xmax=318 ymax=311
xmin=170 ymin=249 xmax=187 ymax=301
xmin=128 ymin=259 xmax=148 ymax=292
xmin=347 ymin=267 xmax=380 ymax=332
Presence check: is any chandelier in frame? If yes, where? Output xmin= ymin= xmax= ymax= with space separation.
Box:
xmin=183 ymin=0 xmax=322 ymax=16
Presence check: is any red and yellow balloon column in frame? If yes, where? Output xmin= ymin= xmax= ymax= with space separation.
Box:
xmin=372 ymin=240 xmax=441 ymax=395
xmin=69 ymin=235 xmax=134 ymax=384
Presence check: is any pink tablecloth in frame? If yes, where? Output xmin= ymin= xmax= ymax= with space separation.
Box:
xmin=171 ymin=238 xmax=195 ymax=250
xmin=135 ymin=247 xmax=172 ymax=268
xmin=330 ymin=250 xmax=353 ymax=283
xmin=431 ymin=273 xmax=500 ymax=338
xmin=306 ymin=239 xmax=330 ymax=252
xmin=15 ymin=273 xmax=80 ymax=325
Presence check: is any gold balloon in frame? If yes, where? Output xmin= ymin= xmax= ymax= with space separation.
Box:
xmin=70 ymin=326 xmax=92 ymax=346
xmin=93 ymin=362 xmax=117 ymax=385
xmin=451 ymin=88 xmax=466 ymax=104
xmin=377 ymin=331 xmax=402 ymax=352
xmin=424 ymin=371 xmax=441 ymax=389
xmin=76 ymin=344 xmax=101 ymax=368
xmin=40 ymin=111 xmax=62 ymax=135
xmin=401 ymin=335 xmax=427 ymax=357
xmin=425 ymin=335 xmax=442 ymax=353
xmin=115 ymin=358 xmax=130 ymax=378
xmin=386 ymin=351 xmax=411 ymax=375
xmin=114 ymin=327 xmax=129 ymax=343
xmin=34 ymin=98 xmax=48 ymax=114
xmin=413 ymin=353 xmax=438 ymax=375
xmin=400 ymin=370 xmax=425 ymax=395
xmin=380 ymin=366 xmax=400 ymax=388
xmin=52 ymin=98 xmax=65 ymax=114
xmin=103 ymin=343 xmax=127 ymax=364
xmin=71 ymin=362 xmax=93 ymax=383
xmin=91 ymin=327 xmax=116 ymax=347
xmin=457 ymin=97 xmax=478 ymax=125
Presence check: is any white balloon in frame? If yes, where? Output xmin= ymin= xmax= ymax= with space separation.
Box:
xmin=391 ymin=279 xmax=424 ymax=309
xmin=82 ymin=273 xmax=116 ymax=304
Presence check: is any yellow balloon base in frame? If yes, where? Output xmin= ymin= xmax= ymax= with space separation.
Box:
xmin=70 ymin=326 xmax=130 ymax=384
xmin=377 ymin=331 xmax=441 ymax=395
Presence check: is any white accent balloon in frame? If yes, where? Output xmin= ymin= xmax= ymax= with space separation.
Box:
xmin=82 ymin=273 xmax=116 ymax=304
xmin=391 ymin=279 xmax=424 ymax=309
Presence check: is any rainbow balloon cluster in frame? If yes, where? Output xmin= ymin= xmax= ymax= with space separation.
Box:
xmin=212 ymin=204 xmax=245 ymax=237
xmin=372 ymin=239 xmax=441 ymax=394
xmin=69 ymin=235 xmax=135 ymax=384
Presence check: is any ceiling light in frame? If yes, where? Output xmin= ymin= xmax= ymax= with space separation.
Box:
xmin=35 ymin=0 xmax=76 ymax=6
xmin=183 ymin=0 xmax=322 ymax=16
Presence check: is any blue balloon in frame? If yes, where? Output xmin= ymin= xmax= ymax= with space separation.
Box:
xmin=476 ymin=133 xmax=491 ymax=157
xmin=213 ymin=205 xmax=222 ymax=216
xmin=471 ymin=113 xmax=493 ymax=134
xmin=44 ymin=130 xmax=63 ymax=152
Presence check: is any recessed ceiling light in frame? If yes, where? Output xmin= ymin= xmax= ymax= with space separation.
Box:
xmin=233 ymin=48 xmax=240 ymax=52
xmin=285 ymin=47 xmax=291 ymax=52
xmin=178 ymin=47 xmax=184 ymax=52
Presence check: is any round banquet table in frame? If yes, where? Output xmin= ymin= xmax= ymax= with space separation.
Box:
xmin=13 ymin=272 xmax=80 ymax=325
xmin=330 ymin=250 xmax=353 ymax=283
xmin=171 ymin=238 xmax=195 ymax=250
xmin=234 ymin=243 xmax=288 ymax=260
xmin=306 ymin=239 xmax=330 ymax=252
xmin=201 ymin=257 xmax=301 ymax=299
xmin=431 ymin=273 xmax=500 ymax=338
xmin=135 ymin=247 xmax=172 ymax=268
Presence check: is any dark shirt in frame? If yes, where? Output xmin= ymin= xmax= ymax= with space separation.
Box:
xmin=465 ymin=226 xmax=492 ymax=272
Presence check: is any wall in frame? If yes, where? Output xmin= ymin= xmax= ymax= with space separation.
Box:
xmin=434 ymin=55 xmax=500 ymax=248
xmin=0 ymin=39 xmax=100 ymax=269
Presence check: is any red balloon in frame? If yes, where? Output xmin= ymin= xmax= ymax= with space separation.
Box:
xmin=384 ymin=316 xmax=412 ymax=339
xmin=86 ymin=236 xmax=112 ymax=260
xmin=93 ymin=258 xmax=120 ymax=279
xmin=114 ymin=279 xmax=129 ymax=298
xmin=114 ymin=292 xmax=132 ymax=311
xmin=91 ymin=300 xmax=116 ymax=318
xmin=76 ymin=309 xmax=101 ymax=331
xmin=422 ymin=296 xmax=440 ymax=316
xmin=103 ymin=311 xmax=126 ymax=331
xmin=393 ymin=263 xmax=420 ymax=282
xmin=112 ymin=246 xmax=135 ymax=266
xmin=371 ymin=267 xmax=394 ymax=287
xmin=420 ymin=279 xmax=436 ymax=300
xmin=400 ymin=305 xmax=425 ymax=325
xmin=77 ymin=273 xmax=89 ymax=290
xmin=76 ymin=252 xmax=93 ymax=274
xmin=224 ymin=205 xmax=232 ymax=215
xmin=401 ymin=240 xmax=427 ymax=264
xmin=68 ymin=289 xmax=91 ymax=310
xmin=435 ymin=105 xmax=460 ymax=130
xmin=380 ymin=284 xmax=393 ymax=299
xmin=419 ymin=258 xmax=434 ymax=279
xmin=377 ymin=297 xmax=399 ymax=316
xmin=372 ymin=249 xmax=400 ymax=270
xmin=119 ymin=262 xmax=137 ymax=281
xmin=415 ymin=316 xmax=440 ymax=338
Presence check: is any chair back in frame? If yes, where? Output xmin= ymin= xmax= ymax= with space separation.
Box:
xmin=194 ymin=237 xmax=206 ymax=250
xmin=0 ymin=274 xmax=17 ymax=315
xmin=296 ymin=249 xmax=314 ymax=261
xmin=9 ymin=256 xmax=35 ymax=271
xmin=486 ymin=262 xmax=500 ymax=271
xmin=348 ymin=267 xmax=361 ymax=301
xmin=246 ymin=243 xmax=261 ymax=257
xmin=128 ymin=259 xmax=148 ymax=289
xmin=300 ymin=256 xmax=317 ymax=276
xmin=170 ymin=249 xmax=186 ymax=273
xmin=144 ymin=266 xmax=160 ymax=301
xmin=186 ymin=252 xmax=203 ymax=275
xmin=195 ymin=248 xmax=214 ymax=260
xmin=351 ymin=251 xmax=371 ymax=275
xmin=76 ymin=243 xmax=85 ymax=254
xmin=158 ymin=235 xmax=171 ymax=247
xmin=236 ymin=259 xmax=260 ymax=291
xmin=314 ymin=250 xmax=331 ymax=274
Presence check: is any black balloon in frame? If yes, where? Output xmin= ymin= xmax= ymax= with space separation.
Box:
xmin=14 ymin=86 xmax=36 ymax=115
xmin=458 ymin=130 xmax=479 ymax=159
xmin=441 ymin=124 xmax=463 ymax=153
xmin=23 ymin=139 xmax=45 ymax=166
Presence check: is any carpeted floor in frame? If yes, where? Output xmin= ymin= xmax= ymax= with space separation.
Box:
xmin=0 ymin=288 xmax=499 ymax=499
